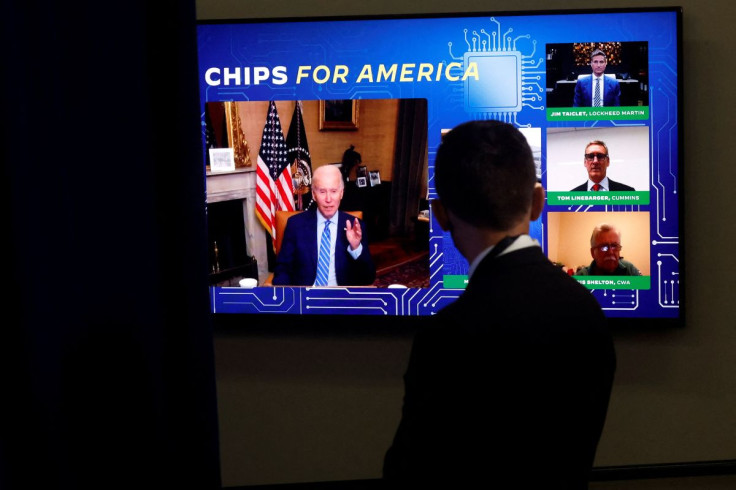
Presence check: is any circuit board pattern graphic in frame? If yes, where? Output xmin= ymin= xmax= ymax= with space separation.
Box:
xmin=212 ymin=234 xmax=461 ymax=316
xmin=452 ymin=17 xmax=544 ymax=125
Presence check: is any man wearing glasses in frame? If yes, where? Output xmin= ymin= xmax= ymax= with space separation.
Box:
xmin=578 ymin=223 xmax=641 ymax=276
xmin=571 ymin=140 xmax=635 ymax=191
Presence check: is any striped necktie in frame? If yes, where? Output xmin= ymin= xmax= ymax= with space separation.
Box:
xmin=315 ymin=220 xmax=331 ymax=286
xmin=593 ymin=77 xmax=602 ymax=107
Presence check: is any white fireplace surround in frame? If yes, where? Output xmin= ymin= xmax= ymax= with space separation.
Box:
xmin=206 ymin=167 xmax=269 ymax=284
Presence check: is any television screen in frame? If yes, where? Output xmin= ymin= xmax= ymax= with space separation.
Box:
xmin=197 ymin=7 xmax=683 ymax=325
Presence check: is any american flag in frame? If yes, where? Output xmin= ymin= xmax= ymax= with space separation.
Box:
xmin=255 ymin=101 xmax=295 ymax=240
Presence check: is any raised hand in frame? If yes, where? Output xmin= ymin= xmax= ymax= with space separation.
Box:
xmin=345 ymin=217 xmax=362 ymax=250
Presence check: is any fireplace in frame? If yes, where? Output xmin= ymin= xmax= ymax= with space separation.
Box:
xmin=206 ymin=168 xmax=269 ymax=285
xmin=207 ymin=199 xmax=257 ymax=285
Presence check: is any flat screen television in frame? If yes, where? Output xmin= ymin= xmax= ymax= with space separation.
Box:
xmin=197 ymin=7 xmax=683 ymax=327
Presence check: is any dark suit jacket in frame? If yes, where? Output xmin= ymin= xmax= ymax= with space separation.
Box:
xmin=272 ymin=209 xmax=375 ymax=286
xmin=573 ymin=75 xmax=621 ymax=107
xmin=571 ymin=178 xmax=635 ymax=192
xmin=384 ymin=245 xmax=615 ymax=487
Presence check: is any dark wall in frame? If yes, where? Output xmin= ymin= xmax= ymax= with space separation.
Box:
xmin=4 ymin=1 xmax=219 ymax=488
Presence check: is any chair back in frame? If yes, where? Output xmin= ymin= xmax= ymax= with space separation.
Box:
xmin=274 ymin=211 xmax=302 ymax=255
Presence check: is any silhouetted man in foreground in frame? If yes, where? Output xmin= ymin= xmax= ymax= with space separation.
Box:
xmin=384 ymin=120 xmax=616 ymax=488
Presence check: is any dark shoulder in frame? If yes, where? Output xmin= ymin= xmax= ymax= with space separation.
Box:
xmin=287 ymin=209 xmax=316 ymax=226
xmin=461 ymin=248 xmax=604 ymax=325
xmin=337 ymin=209 xmax=363 ymax=224
xmin=608 ymin=179 xmax=635 ymax=191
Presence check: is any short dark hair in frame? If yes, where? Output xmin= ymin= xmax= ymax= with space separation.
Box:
xmin=590 ymin=49 xmax=607 ymax=61
xmin=434 ymin=120 xmax=536 ymax=230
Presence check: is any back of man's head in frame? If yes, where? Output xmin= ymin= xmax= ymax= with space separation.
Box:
xmin=434 ymin=120 xmax=536 ymax=231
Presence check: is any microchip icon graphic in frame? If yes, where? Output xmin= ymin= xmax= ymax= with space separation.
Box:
xmin=465 ymin=51 xmax=522 ymax=113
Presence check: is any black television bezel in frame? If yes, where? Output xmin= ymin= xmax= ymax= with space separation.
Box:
xmin=198 ymin=6 xmax=685 ymax=331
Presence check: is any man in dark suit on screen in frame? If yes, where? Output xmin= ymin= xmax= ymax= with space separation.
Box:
xmin=383 ymin=120 xmax=616 ymax=488
xmin=571 ymin=140 xmax=635 ymax=192
xmin=272 ymin=164 xmax=375 ymax=287
xmin=573 ymin=49 xmax=621 ymax=107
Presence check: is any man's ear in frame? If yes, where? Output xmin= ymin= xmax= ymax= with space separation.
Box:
xmin=530 ymin=183 xmax=545 ymax=222
xmin=431 ymin=199 xmax=451 ymax=232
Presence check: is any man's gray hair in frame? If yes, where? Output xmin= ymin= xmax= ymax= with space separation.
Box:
xmin=590 ymin=223 xmax=621 ymax=247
